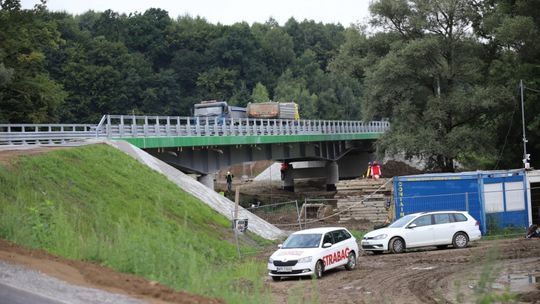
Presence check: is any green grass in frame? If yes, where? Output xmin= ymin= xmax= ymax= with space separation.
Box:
xmin=350 ymin=229 xmax=367 ymax=240
xmin=483 ymin=228 xmax=526 ymax=241
xmin=0 ymin=144 xmax=271 ymax=303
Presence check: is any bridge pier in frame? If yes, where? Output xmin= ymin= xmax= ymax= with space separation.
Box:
xmin=197 ymin=173 xmax=215 ymax=190
xmin=325 ymin=161 xmax=339 ymax=191
xmin=283 ymin=164 xmax=295 ymax=192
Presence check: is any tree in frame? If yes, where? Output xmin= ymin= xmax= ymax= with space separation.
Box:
xmin=124 ymin=8 xmax=172 ymax=69
xmin=0 ymin=0 xmax=21 ymax=11
xmin=251 ymin=82 xmax=270 ymax=102
xmin=0 ymin=4 xmax=67 ymax=123
xmin=363 ymin=0 xmax=510 ymax=171
xmin=196 ymin=67 xmax=237 ymax=100
xmin=0 ymin=63 xmax=14 ymax=87
xmin=478 ymin=0 xmax=540 ymax=169
xmin=274 ymin=70 xmax=318 ymax=119
xmin=230 ymin=81 xmax=252 ymax=106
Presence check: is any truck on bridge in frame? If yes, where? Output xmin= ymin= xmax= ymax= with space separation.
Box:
xmin=193 ymin=100 xmax=247 ymax=120
xmin=193 ymin=100 xmax=299 ymax=121
xmin=246 ymin=102 xmax=299 ymax=120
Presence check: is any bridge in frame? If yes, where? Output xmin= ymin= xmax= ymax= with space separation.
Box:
xmin=1 ymin=114 xmax=390 ymax=190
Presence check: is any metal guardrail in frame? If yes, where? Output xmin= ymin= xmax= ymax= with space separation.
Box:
xmin=0 ymin=124 xmax=99 ymax=145
xmin=0 ymin=114 xmax=390 ymax=145
xmin=102 ymin=115 xmax=390 ymax=138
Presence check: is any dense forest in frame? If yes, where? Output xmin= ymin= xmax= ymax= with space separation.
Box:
xmin=1 ymin=0 xmax=539 ymax=171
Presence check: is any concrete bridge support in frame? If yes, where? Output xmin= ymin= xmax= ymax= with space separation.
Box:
xmin=197 ymin=173 xmax=215 ymax=190
xmin=283 ymin=165 xmax=295 ymax=192
xmin=325 ymin=161 xmax=339 ymax=191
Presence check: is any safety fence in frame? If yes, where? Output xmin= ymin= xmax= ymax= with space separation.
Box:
xmin=394 ymin=186 xmax=533 ymax=235
xmin=236 ymin=179 xmax=394 ymax=234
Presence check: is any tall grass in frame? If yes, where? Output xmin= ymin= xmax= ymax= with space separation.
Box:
xmin=0 ymin=145 xmax=270 ymax=303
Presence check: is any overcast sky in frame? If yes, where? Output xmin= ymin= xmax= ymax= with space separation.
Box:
xmin=21 ymin=0 xmax=372 ymax=26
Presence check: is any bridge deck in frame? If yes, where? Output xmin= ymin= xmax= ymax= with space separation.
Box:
xmin=0 ymin=115 xmax=390 ymax=147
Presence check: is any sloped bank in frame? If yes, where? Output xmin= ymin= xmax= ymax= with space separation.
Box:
xmin=0 ymin=144 xmax=275 ymax=303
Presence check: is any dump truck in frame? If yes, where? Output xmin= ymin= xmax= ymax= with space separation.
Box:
xmin=246 ymin=102 xmax=299 ymax=120
xmin=193 ymin=100 xmax=247 ymax=120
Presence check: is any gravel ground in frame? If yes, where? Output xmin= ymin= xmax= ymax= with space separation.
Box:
xmin=0 ymin=261 xmax=143 ymax=304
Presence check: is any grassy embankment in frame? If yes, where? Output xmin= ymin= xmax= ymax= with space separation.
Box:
xmin=0 ymin=144 xmax=273 ymax=303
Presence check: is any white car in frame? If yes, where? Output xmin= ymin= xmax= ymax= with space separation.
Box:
xmin=361 ymin=211 xmax=481 ymax=254
xmin=268 ymin=227 xmax=359 ymax=280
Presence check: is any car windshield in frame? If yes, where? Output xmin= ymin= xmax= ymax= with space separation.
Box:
xmin=282 ymin=233 xmax=322 ymax=249
xmin=389 ymin=214 xmax=417 ymax=228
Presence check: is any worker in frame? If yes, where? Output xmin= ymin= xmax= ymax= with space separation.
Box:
xmin=280 ymin=162 xmax=288 ymax=180
xmin=226 ymin=171 xmax=234 ymax=192
xmin=365 ymin=162 xmax=372 ymax=179
xmin=372 ymin=161 xmax=382 ymax=180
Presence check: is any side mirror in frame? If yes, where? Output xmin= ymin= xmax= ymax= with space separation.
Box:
xmin=278 ymin=244 xmax=282 ymax=248
xmin=408 ymin=223 xmax=417 ymax=229
xmin=322 ymin=242 xmax=332 ymax=248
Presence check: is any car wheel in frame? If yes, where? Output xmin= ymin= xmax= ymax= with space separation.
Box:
xmin=436 ymin=245 xmax=448 ymax=250
xmin=271 ymin=276 xmax=281 ymax=282
xmin=314 ymin=260 xmax=324 ymax=279
xmin=452 ymin=232 xmax=469 ymax=249
xmin=345 ymin=252 xmax=356 ymax=270
xmin=390 ymin=237 xmax=405 ymax=254
xmin=371 ymin=251 xmax=383 ymax=255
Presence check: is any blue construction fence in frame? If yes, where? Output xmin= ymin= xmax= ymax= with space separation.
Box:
xmin=393 ymin=169 xmax=530 ymax=235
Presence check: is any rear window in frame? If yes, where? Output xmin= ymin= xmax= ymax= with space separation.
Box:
xmin=452 ymin=213 xmax=467 ymax=222
xmin=434 ymin=213 xmax=451 ymax=224
xmin=331 ymin=230 xmax=351 ymax=243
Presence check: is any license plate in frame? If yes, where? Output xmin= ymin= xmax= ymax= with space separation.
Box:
xmin=363 ymin=241 xmax=371 ymax=245
xmin=276 ymin=266 xmax=293 ymax=272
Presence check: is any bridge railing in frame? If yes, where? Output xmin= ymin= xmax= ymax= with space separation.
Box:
xmin=1 ymin=115 xmax=390 ymax=145
xmin=101 ymin=115 xmax=390 ymax=138
xmin=0 ymin=124 xmax=99 ymax=145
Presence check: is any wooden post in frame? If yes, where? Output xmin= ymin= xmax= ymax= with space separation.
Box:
xmin=234 ymin=185 xmax=240 ymax=219
xmin=233 ymin=185 xmax=241 ymax=258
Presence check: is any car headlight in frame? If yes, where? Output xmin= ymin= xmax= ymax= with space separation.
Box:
xmin=298 ymin=256 xmax=312 ymax=263
xmin=268 ymin=258 xmax=273 ymax=264
xmin=372 ymin=234 xmax=387 ymax=240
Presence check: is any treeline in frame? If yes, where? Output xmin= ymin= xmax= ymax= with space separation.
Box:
xmin=0 ymin=0 xmax=359 ymax=124
xmin=1 ymin=0 xmax=539 ymax=171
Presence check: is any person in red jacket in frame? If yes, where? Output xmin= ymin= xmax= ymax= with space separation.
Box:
xmin=372 ymin=161 xmax=382 ymax=179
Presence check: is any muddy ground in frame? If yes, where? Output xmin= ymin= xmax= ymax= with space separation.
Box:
xmin=1 ymin=237 xmax=539 ymax=304
xmin=265 ymin=237 xmax=540 ymax=304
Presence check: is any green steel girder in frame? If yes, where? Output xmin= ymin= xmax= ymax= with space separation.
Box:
xmin=114 ymin=133 xmax=384 ymax=149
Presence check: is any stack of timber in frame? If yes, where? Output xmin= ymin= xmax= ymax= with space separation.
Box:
xmin=336 ymin=178 xmax=392 ymax=223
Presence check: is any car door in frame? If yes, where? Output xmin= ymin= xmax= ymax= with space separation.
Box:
xmin=320 ymin=232 xmax=336 ymax=270
xmin=432 ymin=213 xmax=455 ymax=244
xmin=329 ymin=230 xmax=349 ymax=268
xmin=404 ymin=214 xmax=435 ymax=248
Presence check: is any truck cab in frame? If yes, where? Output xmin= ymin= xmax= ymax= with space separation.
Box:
xmin=193 ymin=100 xmax=247 ymax=121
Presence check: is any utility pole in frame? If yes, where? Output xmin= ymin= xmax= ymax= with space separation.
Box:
xmin=520 ymin=80 xmax=530 ymax=169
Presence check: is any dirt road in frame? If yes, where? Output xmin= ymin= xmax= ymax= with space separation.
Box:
xmin=266 ymin=238 xmax=540 ymax=303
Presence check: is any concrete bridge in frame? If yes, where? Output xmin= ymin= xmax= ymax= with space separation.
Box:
xmin=1 ymin=114 xmax=390 ymax=190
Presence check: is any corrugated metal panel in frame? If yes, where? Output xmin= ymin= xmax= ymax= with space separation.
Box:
xmin=393 ymin=169 xmax=530 ymax=234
